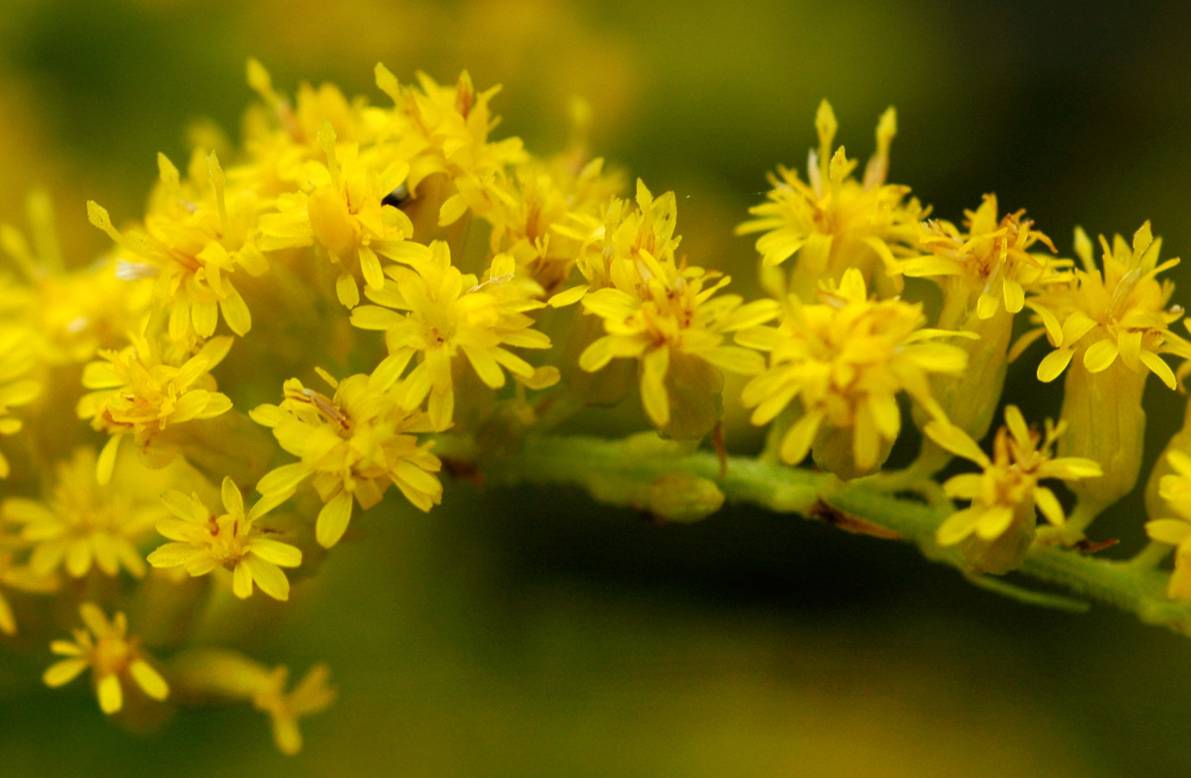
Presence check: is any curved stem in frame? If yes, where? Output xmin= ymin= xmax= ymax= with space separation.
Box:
xmin=441 ymin=433 xmax=1191 ymax=639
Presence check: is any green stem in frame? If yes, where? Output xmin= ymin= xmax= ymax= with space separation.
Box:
xmin=442 ymin=433 xmax=1191 ymax=638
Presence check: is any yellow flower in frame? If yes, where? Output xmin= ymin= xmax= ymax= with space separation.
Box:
xmin=0 ymin=326 xmax=40 ymax=478
xmin=926 ymin=406 xmax=1101 ymax=572
xmin=1145 ymin=451 xmax=1191 ymax=599
xmin=736 ymin=100 xmax=924 ymax=300
xmin=148 ymin=477 xmax=302 ymax=601
xmin=1022 ymin=222 xmax=1190 ymax=522
xmin=258 ymin=122 xmax=422 ymax=308
xmin=551 ymin=179 xmax=682 ymax=305
xmin=2 ymin=448 xmax=161 ymax=579
xmin=899 ymin=196 xmax=1067 ymax=444
xmin=43 ymin=603 xmax=169 ymax=715
xmin=251 ymin=367 xmax=443 ymax=548
xmin=1026 ymin=222 xmax=1188 ymax=386
xmin=739 ymin=268 xmax=968 ymax=478
xmin=87 ymin=151 xmax=268 ymax=340
xmin=170 ymin=648 xmax=335 ymax=756
xmin=77 ymin=333 xmax=234 ymax=483
xmin=903 ymin=194 xmax=1064 ymax=321
xmin=576 ymin=246 xmax=777 ymax=437
xmin=350 ymin=241 xmax=556 ymax=430
xmin=374 ymin=64 xmax=528 ymax=228
xmin=252 ymin=663 xmax=336 ymax=756
xmin=477 ymin=154 xmax=624 ymax=295
xmin=241 ymin=58 xmax=377 ymax=193
xmin=1 ymin=191 xmax=152 ymax=364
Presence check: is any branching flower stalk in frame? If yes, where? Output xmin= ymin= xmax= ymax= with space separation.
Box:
xmin=2 ymin=60 xmax=1191 ymax=756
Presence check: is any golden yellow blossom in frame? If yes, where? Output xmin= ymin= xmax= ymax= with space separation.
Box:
xmin=576 ymin=247 xmax=777 ymax=437
xmin=2 ymin=448 xmax=161 ymax=579
xmin=77 ymin=333 xmax=234 ymax=483
xmin=926 ymin=406 xmax=1101 ymax=573
xmin=171 ymin=648 xmax=334 ymax=756
xmin=258 ymin=122 xmax=423 ymax=308
xmin=1027 ymin=222 xmax=1187 ymax=386
xmin=1 ymin=191 xmax=152 ymax=364
xmin=900 ymin=195 xmax=1067 ymax=444
xmin=476 ymin=154 xmax=623 ymax=294
xmin=350 ymin=241 xmax=556 ymax=430
xmin=252 ymin=663 xmax=336 ymax=756
xmin=374 ymin=63 xmax=527 ymax=228
xmin=550 ymin=179 xmax=682 ymax=305
xmin=149 ymin=477 xmax=302 ymax=601
xmin=252 ymin=367 xmax=443 ymax=548
xmin=241 ymin=59 xmax=378 ymax=193
xmin=904 ymin=194 xmax=1064 ymax=321
xmin=87 ymin=151 xmax=267 ymax=340
xmin=43 ymin=603 xmax=169 ymax=715
xmin=737 ymin=100 xmax=924 ymax=300
xmin=1022 ymin=222 xmax=1190 ymax=524
xmin=739 ymin=268 xmax=968 ymax=478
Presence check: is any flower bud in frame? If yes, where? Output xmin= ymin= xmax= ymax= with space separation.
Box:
xmin=647 ymin=473 xmax=725 ymax=523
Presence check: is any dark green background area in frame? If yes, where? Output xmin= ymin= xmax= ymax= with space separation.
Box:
xmin=2 ymin=1 xmax=1191 ymax=774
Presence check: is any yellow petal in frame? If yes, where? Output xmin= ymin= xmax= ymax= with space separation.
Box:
xmin=937 ymin=507 xmax=981 ymax=546
xmin=1147 ymin=519 xmax=1191 ymax=545
xmin=316 ymin=492 xmax=354 ymax=549
xmin=1082 ymin=339 xmax=1118 ymax=373
xmin=1036 ymin=348 xmax=1073 ymax=383
xmin=129 ymin=660 xmax=169 ymax=701
xmin=639 ymin=347 xmax=671 ymax=428
xmin=97 ymin=673 xmax=123 ymax=714
xmin=780 ymin=409 xmax=824 ymax=465
xmin=43 ymin=658 xmax=88 ymax=688
xmin=924 ymin=421 xmax=990 ymax=467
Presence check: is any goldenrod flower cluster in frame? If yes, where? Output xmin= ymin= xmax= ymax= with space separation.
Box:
xmin=4 ymin=60 xmax=1191 ymax=754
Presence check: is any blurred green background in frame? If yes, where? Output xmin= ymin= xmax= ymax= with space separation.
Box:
xmin=3 ymin=0 xmax=1191 ymax=775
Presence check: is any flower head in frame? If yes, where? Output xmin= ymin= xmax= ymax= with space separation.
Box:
xmin=902 ymin=194 xmax=1065 ymax=320
xmin=739 ymin=268 xmax=968 ymax=477
xmin=170 ymin=649 xmax=334 ymax=756
xmin=576 ymin=245 xmax=777 ymax=437
xmin=350 ymin=241 xmax=556 ymax=430
xmin=77 ymin=333 xmax=234 ymax=483
xmin=1021 ymin=223 xmax=1189 ymax=520
xmin=87 ymin=150 xmax=267 ymax=340
xmin=551 ymin=179 xmax=682 ymax=304
xmin=2 ymin=448 xmax=161 ymax=579
xmin=258 ymin=122 xmax=422 ymax=308
xmin=252 ymin=663 xmax=336 ymax=756
xmin=252 ymin=367 xmax=443 ymax=548
xmin=477 ymin=154 xmax=624 ymax=294
xmin=926 ymin=407 xmax=1101 ymax=571
xmin=240 ymin=58 xmax=377 ymax=192
xmin=1 ymin=191 xmax=152 ymax=364
xmin=43 ymin=603 xmax=169 ymax=715
xmin=737 ymin=101 xmax=924 ymax=298
xmin=149 ymin=477 xmax=302 ymax=601
xmin=1026 ymin=222 xmax=1189 ymax=387
xmin=374 ymin=64 xmax=527 ymax=227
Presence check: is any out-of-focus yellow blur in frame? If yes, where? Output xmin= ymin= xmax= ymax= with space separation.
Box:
xmin=2 ymin=1 xmax=1191 ymax=775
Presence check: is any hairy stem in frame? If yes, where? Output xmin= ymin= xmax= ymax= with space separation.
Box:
xmin=440 ymin=433 xmax=1191 ymax=638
